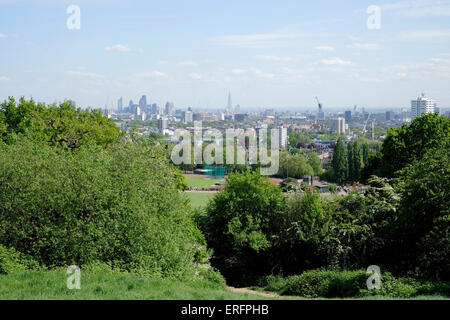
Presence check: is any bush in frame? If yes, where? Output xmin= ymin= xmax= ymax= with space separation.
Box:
xmin=200 ymin=170 xmax=287 ymax=285
xmin=0 ymin=140 xmax=202 ymax=280
xmin=258 ymin=275 xmax=289 ymax=293
xmin=361 ymin=273 xmax=450 ymax=298
xmin=194 ymin=268 xmax=227 ymax=289
xmin=280 ymin=269 xmax=367 ymax=298
xmin=0 ymin=244 xmax=41 ymax=274
xmin=280 ymin=269 xmax=450 ymax=298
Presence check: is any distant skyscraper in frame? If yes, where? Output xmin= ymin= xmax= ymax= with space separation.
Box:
xmin=345 ymin=110 xmax=352 ymax=122
xmin=151 ymin=103 xmax=159 ymax=115
xmin=139 ymin=95 xmax=147 ymax=111
xmin=227 ymin=92 xmax=232 ymax=113
xmin=128 ymin=100 xmax=134 ymax=113
xmin=117 ymin=97 xmax=123 ymax=112
xmin=165 ymin=102 xmax=174 ymax=116
xmin=411 ymin=93 xmax=436 ymax=119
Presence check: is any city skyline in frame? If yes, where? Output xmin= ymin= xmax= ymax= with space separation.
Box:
xmin=1 ymin=0 xmax=450 ymax=109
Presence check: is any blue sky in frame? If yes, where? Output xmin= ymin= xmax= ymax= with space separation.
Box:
xmin=1 ymin=0 xmax=450 ymax=111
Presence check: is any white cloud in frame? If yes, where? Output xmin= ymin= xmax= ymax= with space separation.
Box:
xmin=280 ymin=67 xmax=294 ymax=74
xmin=320 ymin=58 xmax=352 ymax=66
xmin=135 ymin=71 xmax=167 ymax=78
xmin=0 ymin=34 xmax=6 ymax=39
xmin=256 ymin=55 xmax=294 ymax=62
xmin=347 ymin=43 xmax=379 ymax=50
xmin=315 ymin=46 xmax=335 ymax=52
xmin=104 ymin=44 xmax=132 ymax=52
xmin=210 ymin=32 xmax=323 ymax=48
xmin=250 ymin=68 xmax=263 ymax=74
xmin=231 ymin=69 xmax=247 ymax=75
xmin=382 ymin=0 xmax=450 ymax=17
xmin=400 ymin=29 xmax=450 ymax=39
xmin=66 ymin=71 xmax=105 ymax=79
xmin=0 ymin=76 xmax=9 ymax=81
xmin=189 ymin=73 xmax=202 ymax=80
xmin=178 ymin=61 xmax=199 ymax=67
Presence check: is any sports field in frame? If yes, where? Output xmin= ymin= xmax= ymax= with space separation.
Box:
xmin=185 ymin=192 xmax=216 ymax=209
xmin=184 ymin=175 xmax=225 ymax=189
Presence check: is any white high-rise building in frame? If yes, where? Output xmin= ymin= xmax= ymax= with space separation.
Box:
xmin=278 ymin=126 xmax=288 ymax=149
xmin=332 ymin=117 xmax=346 ymax=135
xmin=411 ymin=94 xmax=436 ymax=119
xmin=184 ymin=111 xmax=193 ymax=124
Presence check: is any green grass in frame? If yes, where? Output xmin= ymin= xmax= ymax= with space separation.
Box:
xmin=185 ymin=176 xmax=224 ymax=189
xmin=0 ymin=271 xmax=268 ymax=300
xmin=185 ymin=192 xmax=216 ymax=208
xmin=0 ymin=271 xmax=446 ymax=300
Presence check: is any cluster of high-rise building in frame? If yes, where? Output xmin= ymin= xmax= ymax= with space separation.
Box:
xmin=106 ymin=91 xmax=446 ymax=142
xmin=114 ymin=95 xmax=177 ymax=122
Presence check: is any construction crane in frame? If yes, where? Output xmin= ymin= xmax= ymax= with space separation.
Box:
xmin=363 ymin=112 xmax=372 ymax=134
xmin=315 ymin=96 xmax=324 ymax=120
xmin=315 ymin=96 xmax=323 ymax=112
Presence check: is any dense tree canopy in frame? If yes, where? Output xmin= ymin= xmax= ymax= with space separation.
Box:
xmin=200 ymin=171 xmax=287 ymax=284
xmin=0 ymin=97 xmax=122 ymax=149
xmin=0 ymin=139 xmax=202 ymax=278
xmin=378 ymin=113 xmax=450 ymax=177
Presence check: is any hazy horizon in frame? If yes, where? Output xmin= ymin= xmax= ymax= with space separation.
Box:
xmin=1 ymin=0 xmax=450 ymax=110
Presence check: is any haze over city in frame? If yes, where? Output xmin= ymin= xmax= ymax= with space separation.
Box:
xmin=1 ymin=0 xmax=450 ymax=110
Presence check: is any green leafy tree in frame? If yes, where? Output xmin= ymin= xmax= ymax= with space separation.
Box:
xmin=331 ymin=138 xmax=348 ymax=184
xmin=393 ymin=148 xmax=450 ymax=280
xmin=277 ymin=192 xmax=331 ymax=274
xmin=306 ymin=152 xmax=323 ymax=176
xmin=0 ymin=97 xmax=122 ymax=149
xmin=379 ymin=113 xmax=450 ymax=177
xmin=347 ymin=142 xmax=354 ymax=181
xmin=352 ymin=141 xmax=363 ymax=182
xmin=362 ymin=142 xmax=370 ymax=165
xmin=200 ymin=170 xmax=287 ymax=285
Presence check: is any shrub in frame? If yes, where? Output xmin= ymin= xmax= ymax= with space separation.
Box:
xmin=200 ymin=170 xmax=287 ymax=285
xmin=280 ymin=269 xmax=450 ymax=298
xmin=194 ymin=268 xmax=227 ymax=289
xmin=280 ymin=269 xmax=367 ymax=298
xmin=258 ymin=275 xmax=289 ymax=293
xmin=0 ymin=244 xmax=40 ymax=274
xmin=0 ymin=140 xmax=202 ymax=280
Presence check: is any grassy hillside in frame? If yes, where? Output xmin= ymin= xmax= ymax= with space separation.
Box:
xmin=0 ymin=271 xmax=446 ymax=300
xmin=0 ymin=271 xmax=267 ymax=300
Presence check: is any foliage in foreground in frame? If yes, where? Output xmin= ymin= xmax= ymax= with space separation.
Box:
xmin=275 ymin=269 xmax=450 ymax=299
xmin=0 ymin=139 xmax=203 ymax=280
